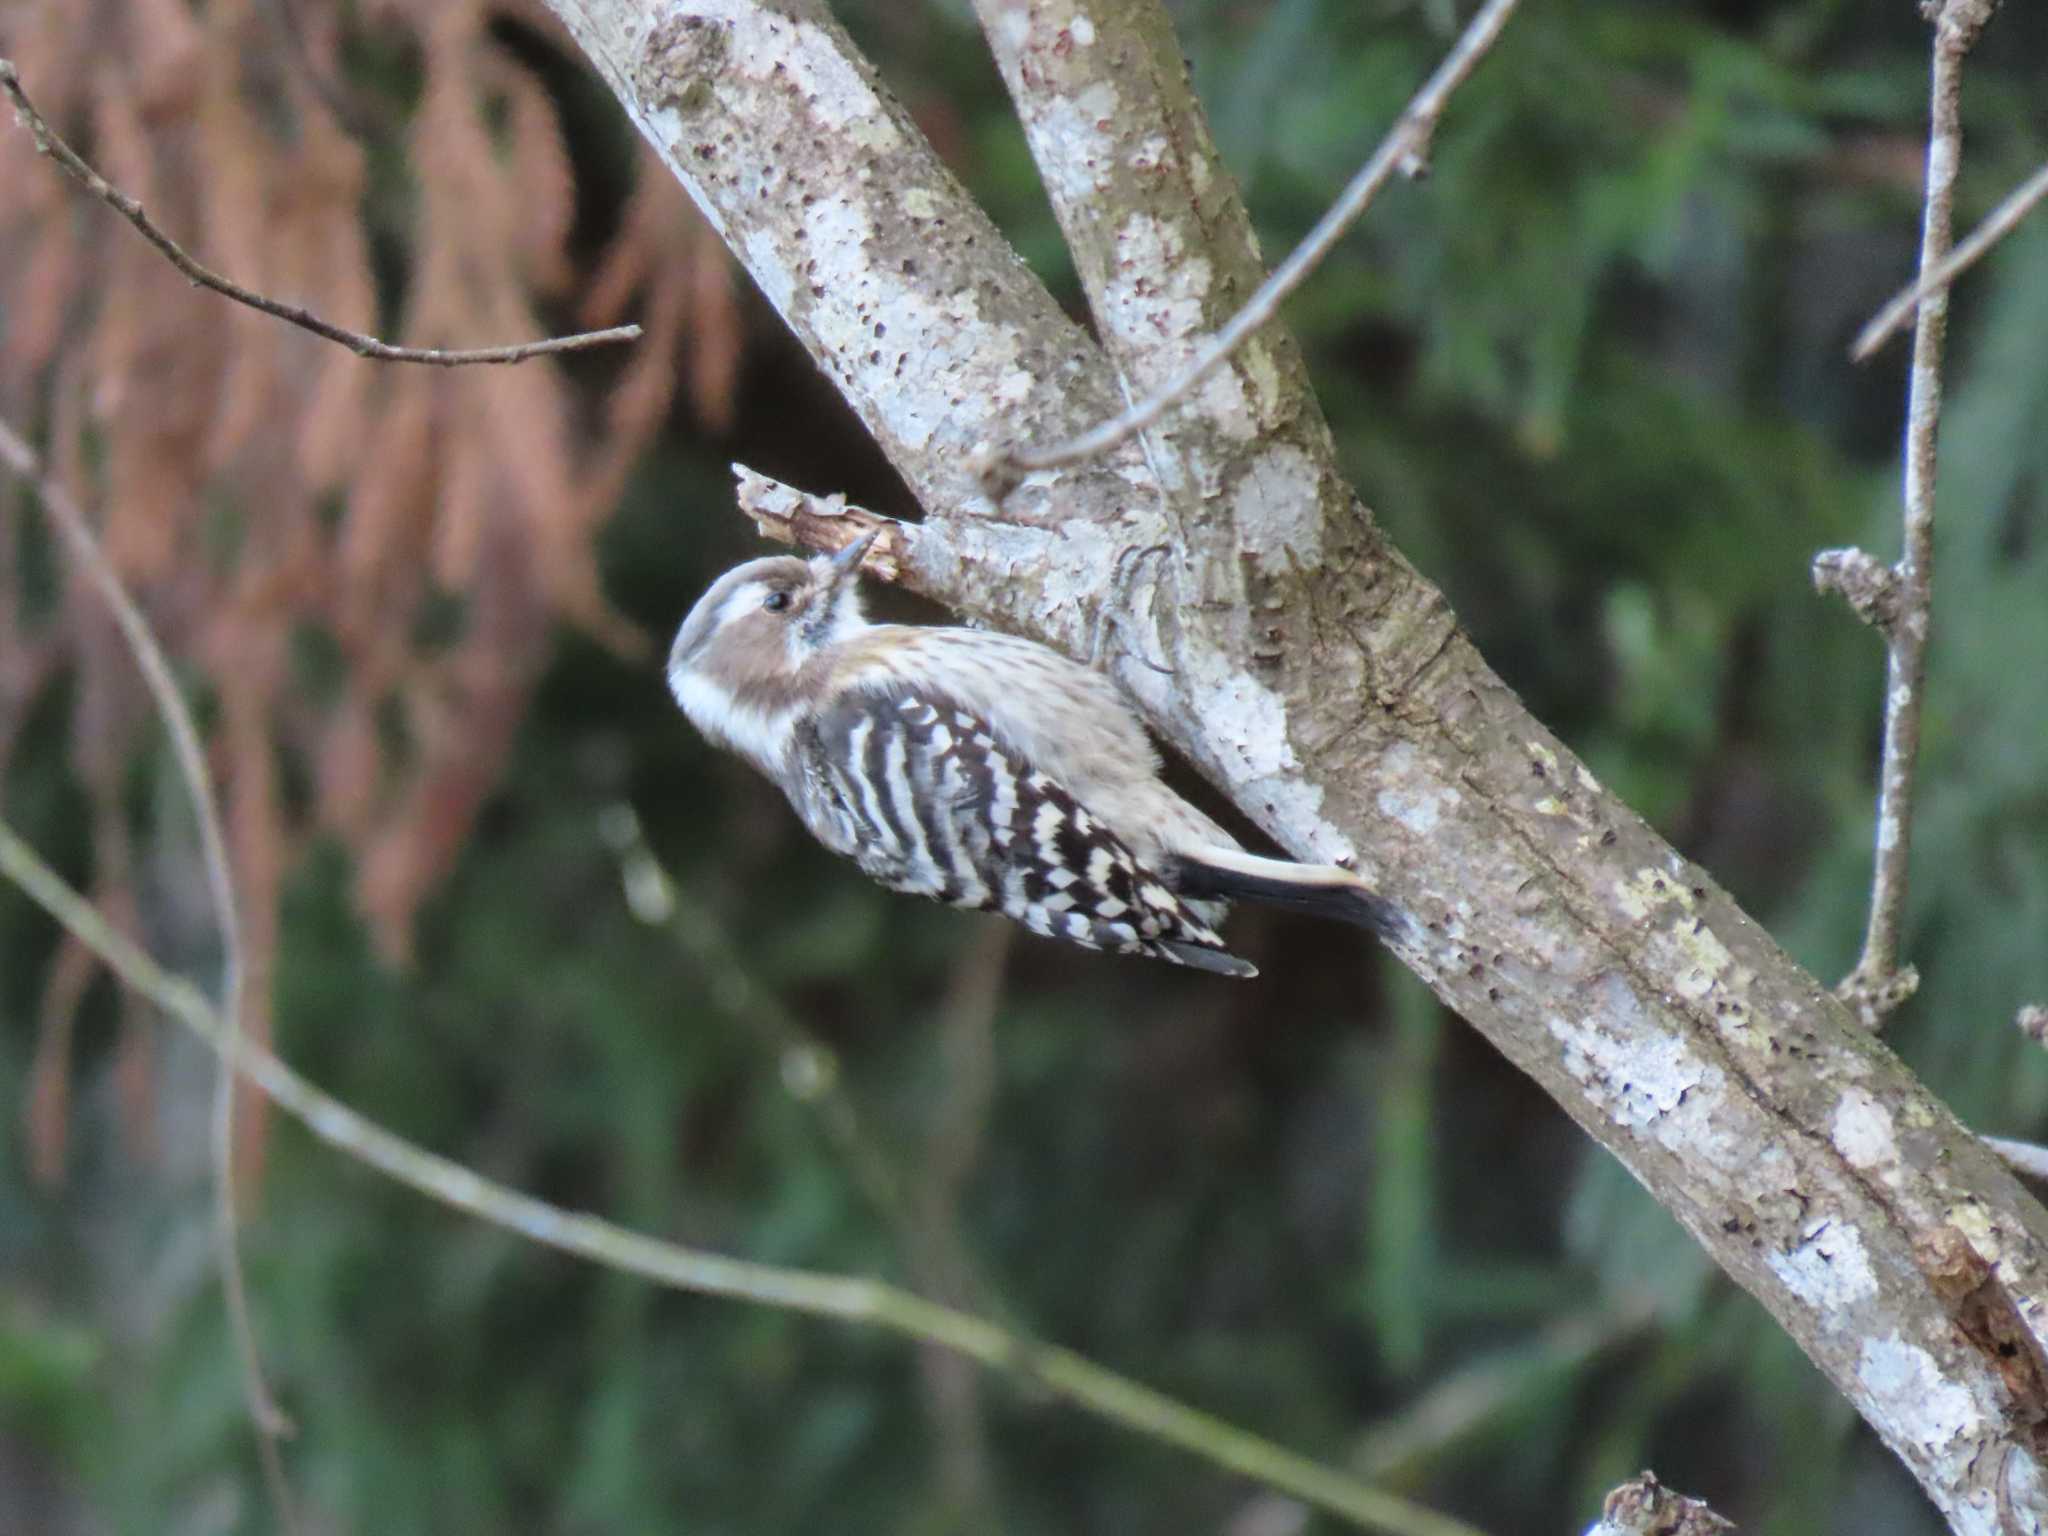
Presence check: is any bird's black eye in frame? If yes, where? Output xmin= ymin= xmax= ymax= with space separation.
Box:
xmin=762 ymin=589 xmax=793 ymax=613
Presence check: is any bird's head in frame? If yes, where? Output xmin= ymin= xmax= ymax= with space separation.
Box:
xmin=666 ymin=532 xmax=877 ymax=761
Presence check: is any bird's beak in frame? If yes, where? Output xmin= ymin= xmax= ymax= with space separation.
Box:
xmin=823 ymin=529 xmax=878 ymax=587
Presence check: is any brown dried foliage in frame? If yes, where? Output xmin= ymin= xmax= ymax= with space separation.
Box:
xmin=0 ymin=0 xmax=743 ymax=1180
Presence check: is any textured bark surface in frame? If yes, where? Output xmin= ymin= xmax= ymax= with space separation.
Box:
xmin=547 ymin=1 xmax=2048 ymax=1527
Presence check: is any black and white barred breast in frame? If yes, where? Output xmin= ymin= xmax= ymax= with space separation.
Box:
xmin=789 ymin=687 xmax=1257 ymax=977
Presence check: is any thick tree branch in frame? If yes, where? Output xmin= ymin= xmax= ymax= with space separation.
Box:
xmin=986 ymin=0 xmax=1522 ymax=481
xmin=548 ymin=2 xmax=2048 ymax=1525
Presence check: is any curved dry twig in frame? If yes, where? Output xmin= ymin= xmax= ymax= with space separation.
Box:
xmin=994 ymin=0 xmax=1523 ymax=480
xmin=1853 ymin=155 xmax=2048 ymax=361
xmin=0 ymin=421 xmax=297 ymax=1530
xmin=0 ymin=816 xmax=1489 ymax=1536
xmin=0 ymin=59 xmax=638 ymax=367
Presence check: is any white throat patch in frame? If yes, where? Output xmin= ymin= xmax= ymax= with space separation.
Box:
xmin=669 ymin=668 xmax=800 ymax=772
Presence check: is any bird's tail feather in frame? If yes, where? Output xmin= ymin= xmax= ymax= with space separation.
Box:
xmin=1159 ymin=940 xmax=1260 ymax=979
xmin=1170 ymin=846 xmax=1399 ymax=939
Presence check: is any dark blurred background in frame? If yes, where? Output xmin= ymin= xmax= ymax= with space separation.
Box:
xmin=2 ymin=0 xmax=2046 ymax=1532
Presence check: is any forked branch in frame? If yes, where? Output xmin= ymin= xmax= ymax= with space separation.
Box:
xmin=990 ymin=0 xmax=1523 ymax=482
xmin=1854 ymin=155 xmax=2048 ymax=361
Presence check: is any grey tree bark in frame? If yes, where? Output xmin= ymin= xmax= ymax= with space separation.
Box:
xmin=543 ymin=1 xmax=2048 ymax=1528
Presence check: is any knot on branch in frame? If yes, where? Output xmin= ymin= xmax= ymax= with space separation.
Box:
xmin=730 ymin=464 xmax=913 ymax=584
xmin=2019 ymin=1003 xmax=2048 ymax=1047
xmin=1836 ymin=961 xmax=1921 ymax=1029
xmin=1812 ymin=546 xmax=1902 ymax=632
xmin=1927 ymin=0 xmax=2001 ymax=51
xmin=1593 ymin=1471 xmax=1734 ymax=1536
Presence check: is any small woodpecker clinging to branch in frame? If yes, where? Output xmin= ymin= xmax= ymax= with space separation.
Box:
xmin=666 ymin=533 xmax=1395 ymax=977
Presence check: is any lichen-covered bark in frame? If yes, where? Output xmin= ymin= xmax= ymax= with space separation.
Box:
xmin=970 ymin=0 xmax=1338 ymax=523
xmin=544 ymin=2 xmax=2048 ymax=1527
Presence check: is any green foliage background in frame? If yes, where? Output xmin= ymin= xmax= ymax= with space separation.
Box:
xmin=5 ymin=1 xmax=2048 ymax=1532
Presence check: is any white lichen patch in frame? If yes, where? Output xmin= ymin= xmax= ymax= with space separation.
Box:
xmin=1577 ymin=763 xmax=1603 ymax=794
xmin=1231 ymin=445 xmax=1322 ymax=563
xmin=1614 ymin=867 xmax=1697 ymax=921
xmin=1163 ymin=652 xmax=1343 ymax=844
xmin=1857 ymin=1333 xmax=1983 ymax=1461
xmin=1106 ymin=214 xmax=1209 ymax=346
xmin=1548 ymin=993 xmax=1721 ymax=1135
xmin=1533 ymin=796 xmax=1567 ymax=817
xmin=1194 ymin=665 xmax=1299 ymax=782
xmin=1101 ymin=212 xmax=1259 ymax=430
xmin=1130 ymin=135 xmax=1170 ymax=174
xmin=1831 ymin=1088 xmax=1900 ymax=1178
xmin=1068 ymin=14 xmax=1097 ymax=46
xmin=1031 ymin=81 xmax=1120 ymax=205
xmin=1766 ymin=1221 xmax=1878 ymax=1311
xmin=1372 ymin=742 xmax=1460 ymax=835
xmin=1670 ymin=921 xmax=1734 ymax=1000
xmin=694 ymin=3 xmax=902 ymax=144
xmin=790 ymin=194 xmax=1036 ymax=453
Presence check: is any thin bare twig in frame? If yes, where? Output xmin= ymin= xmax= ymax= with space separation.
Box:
xmin=990 ymin=0 xmax=1522 ymax=481
xmin=1853 ymin=155 xmax=2048 ymax=361
xmin=0 ymin=421 xmax=297 ymax=1530
xmin=597 ymin=803 xmax=920 ymax=1253
xmin=0 ymin=817 xmax=1490 ymax=1536
xmin=1834 ymin=1 xmax=1996 ymax=1029
xmin=610 ymin=800 xmax=1010 ymax=1522
xmin=0 ymin=59 xmax=638 ymax=366
xmin=912 ymin=921 xmax=1011 ymax=1523
xmin=731 ymin=465 xmax=920 ymax=580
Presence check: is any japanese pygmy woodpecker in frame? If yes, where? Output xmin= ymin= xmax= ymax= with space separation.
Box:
xmin=666 ymin=533 xmax=1394 ymax=978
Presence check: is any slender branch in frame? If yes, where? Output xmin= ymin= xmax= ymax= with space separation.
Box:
xmin=1834 ymin=3 xmax=1989 ymax=1029
xmin=993 ymin=0 xmax=1523 ymax=481
xmin=730 ymin=466 xmax=923 ymax=585
xmin=913 ymin=921 xmax=1011 ymax=1522
xmin=1585 ymin=1473 xmax=1733 ymax=1536
xmin=598 ymin=803 xmax=931 ymax=1278
xmin=0 ymin=818 xmax=1490 ymax=1536
xmin=0 ymin=59 xmax=638 ymax=366
xmin=0 ymin=422 xmax=297 ymax=1529
xmin=1853 ymin=155 xmax=2048 ymax=361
